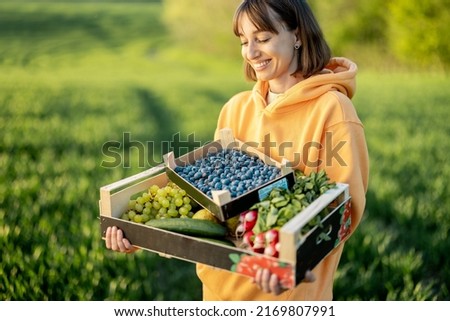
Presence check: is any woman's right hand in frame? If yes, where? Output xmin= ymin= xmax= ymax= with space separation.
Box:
xmin=105 ymin=226 xmax=139 ymax=254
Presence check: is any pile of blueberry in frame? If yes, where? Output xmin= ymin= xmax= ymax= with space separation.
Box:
xmin=174 ymin=149 xmax=281 ymax=198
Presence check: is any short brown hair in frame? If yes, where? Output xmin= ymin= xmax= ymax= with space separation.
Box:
xmin=233 ymin=0 xmax=331 ymax=80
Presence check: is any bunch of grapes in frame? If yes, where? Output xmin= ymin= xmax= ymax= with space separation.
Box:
xmin=121 ymin=182 xmax=195 ymax=224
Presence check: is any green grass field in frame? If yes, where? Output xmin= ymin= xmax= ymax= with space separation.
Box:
xmin=1 ymin=2 xmax=449 ymax=300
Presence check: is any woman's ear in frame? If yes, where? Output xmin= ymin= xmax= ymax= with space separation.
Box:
xmin=294 ymin=28 xmax=301 ymax=47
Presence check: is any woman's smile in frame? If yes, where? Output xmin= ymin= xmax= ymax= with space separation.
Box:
xmin=253 ymin=59 xmax=272 ymax=71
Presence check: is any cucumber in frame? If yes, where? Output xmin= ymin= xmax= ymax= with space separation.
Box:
xmin=145 ymin=218 xmax=227 ymax=238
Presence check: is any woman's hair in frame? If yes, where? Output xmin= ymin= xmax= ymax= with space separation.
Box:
xmin=233 ymin=0 xmax=331 ymax=80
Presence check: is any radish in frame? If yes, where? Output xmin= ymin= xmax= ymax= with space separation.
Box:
xmin=275 ymin=242 xmax=281 ymax=253
xmin=264 ymin=243 xmax=279 ymax=258
xmin=235 ymin=209 xmax=258 ymax=238
xmin=252 ymin=232 xmax=266 ymax=253
xmin=242 ymin=230 xmax=255 ymax=248
xmin=265 ymin=229 xmax=279 ymax=245
xmin=243 ymin=210 xmax=257 ymax=231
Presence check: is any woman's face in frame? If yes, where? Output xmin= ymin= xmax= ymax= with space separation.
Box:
xmin=237 ymin=11 xmax=299 ymax=92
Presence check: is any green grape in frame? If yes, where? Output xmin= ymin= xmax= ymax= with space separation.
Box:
xmin=178 ymin=206 xmax=189 ymax=216
xmin=135 ymin=203 xmax=144 ymax=213
xmin=152 ymin=201 xmax=161 ymax=210
xmin=128 ymin=200 xmax=136 ymax=209
xmin=143 ymin=207 xmax=151 ymax=216
xmin=157 ymin=188 xmax=167 ymax=197
xmin=174 ymin=197 xmax=183 ymax=207
xmin=128 ymin=210 xmax=136 ymax=221
xmin=142 ymin=192 xmax=151 ymax=203
xmin=164 ymin=185 xmax=173 ymax=195
xmin=141 ymin=213 xmax=150 ymax=223
xmin=133 ymin=214 xmax=143 ymax=223
xmin=121 ymin=213 xmax=129 ymax=221
xmin=137 ymin=196 xmax=146 ymax=205
xmin=149 ymin=184 xmax=159 ymax=195
xmin=183 ymin=196 xmax=190 ymax=204
xmin=158 ymin=207 xmax=167 ymax=215
xmin=169 ymin=188 xmax=177 ymax=197
xmin=145 ymin=201 xmax=152 ymax=209
xmin=167 ymin=209 xmax=178 ymax=217
xmin=161 ymin=198 xmax=170 ymax=208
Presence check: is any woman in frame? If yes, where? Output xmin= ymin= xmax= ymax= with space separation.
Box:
xmin=106 ymin=0 xmax=369 ymax=300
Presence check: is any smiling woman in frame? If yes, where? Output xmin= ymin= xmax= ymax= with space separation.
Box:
xmin=107 ymin=0 xmax=369 ymax=301
xmin=2 ymin=0 xmax=448 ymax=302
xmin=195 ymin=0 xmax=368 ymax=300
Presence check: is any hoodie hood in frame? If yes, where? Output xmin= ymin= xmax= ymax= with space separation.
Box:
xmin=253 ymin=57 xmax=357 ymax=115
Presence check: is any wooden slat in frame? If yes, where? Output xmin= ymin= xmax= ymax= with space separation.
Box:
xmin=212 ymin=190 xmax=232 ymax=206
xmin=219 ymin=127 xmax=237 ymax=149
xmin=101 ymin=164 xmax=165 ymax=192
xmin=279 ymin=183 xmax=349 ymax=262
xmin=99 ymin=165 xmax=166 ymax=218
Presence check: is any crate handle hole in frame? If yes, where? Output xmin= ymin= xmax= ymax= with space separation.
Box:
xmin=316 ymin=224 xmax=333 ymax=245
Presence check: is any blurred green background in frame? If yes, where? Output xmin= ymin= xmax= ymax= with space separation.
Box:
xmin=1 ymin=0 xmax=449 ymax=300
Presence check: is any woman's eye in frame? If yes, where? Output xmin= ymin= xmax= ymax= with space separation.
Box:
xmin=239 ymin=37 xmax=269 ymax=46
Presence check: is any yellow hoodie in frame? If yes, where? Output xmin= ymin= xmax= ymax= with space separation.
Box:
xmin=196 ymin=57 xmax=369 ymax=300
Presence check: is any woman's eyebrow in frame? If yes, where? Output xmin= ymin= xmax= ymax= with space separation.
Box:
xmin=239 ymin=29 xmax=268 ymax=37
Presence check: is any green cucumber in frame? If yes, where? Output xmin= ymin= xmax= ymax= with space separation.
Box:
xmin=145 ymin=218 xmax=227 ymax=238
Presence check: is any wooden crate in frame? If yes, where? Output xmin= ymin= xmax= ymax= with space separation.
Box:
xmin=99 ymin=165 xmax=351 ymax=288
xmin=164 ymin=128 xmax=296 ymax=221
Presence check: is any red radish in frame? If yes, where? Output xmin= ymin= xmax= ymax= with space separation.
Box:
xmin=242 ymin=230 xmax=255 ymax=248
xmin=264 ymin=243 xmax=279 ymax=258
xmin=252 ymin=232 xmax=266 ymax=253
xmin=265 ymin=229 xmax=279 ymax=245
xmin=235 ymin=210 xmax=258 ymax=238
xmin=275 ymin=242 xmax=281 ymax=253
xmin=243 ymin=210 xmax=257 ymax=231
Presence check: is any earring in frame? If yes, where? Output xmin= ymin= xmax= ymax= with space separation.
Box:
xmin=294 ymin=44 xmax=301 ymax=50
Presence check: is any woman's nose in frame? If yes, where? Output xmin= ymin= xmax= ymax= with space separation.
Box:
xmin=244 ymin=41 xmax=260 ymax=60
